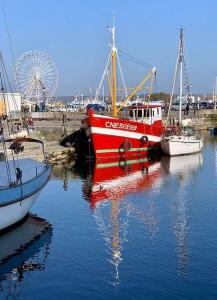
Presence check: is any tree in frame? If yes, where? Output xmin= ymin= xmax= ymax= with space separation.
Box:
xmin=149 ymin=92 xmax=170 ymax=103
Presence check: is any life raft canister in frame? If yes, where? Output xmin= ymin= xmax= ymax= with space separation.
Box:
xmin=121 ymin=141 xmax=132 ymax=152
xmin=140 ymin=135 xmax=148 ymax=144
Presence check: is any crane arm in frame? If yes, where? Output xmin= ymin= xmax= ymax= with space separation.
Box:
xmin=116 ymin=67 xmax=156 ymax=115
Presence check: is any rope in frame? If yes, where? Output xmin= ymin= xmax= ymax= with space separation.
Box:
xmin=0 ymin=53 xmax=22 ymax=184
xmin=1 ymin=1 xmax=16 ymax=68
xmin=119 ymin=49 xmax=153 ymax=69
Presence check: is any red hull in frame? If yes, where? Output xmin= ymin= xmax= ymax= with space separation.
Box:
xmin=82 ymin=108 xmax=163 ymax=160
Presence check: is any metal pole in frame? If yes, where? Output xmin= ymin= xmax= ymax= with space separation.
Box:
xmin=179 ymin=29 xmax=184 ymax=124
xmin=215 ymin=76 xmax=217 ymax=110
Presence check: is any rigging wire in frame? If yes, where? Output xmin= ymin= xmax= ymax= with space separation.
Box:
xmin=1 ymin=55 xmax=20 ymax=118
xmin=116 ymin=51 xmax=128 ymax=98
xmin=180 ymin=32 xmax=192 ymax=98
xmin=0 ymin=54 xmax=20 ymax=174
xmin=118 ymin=49 xmax=153 ymax=69
xmin=95 ymin=53 xmax=112 ymax=100
xmin=0 ymin=62 xmax=12 ymax=184
xmin=1 ymin=1 xmax=16 ymax=71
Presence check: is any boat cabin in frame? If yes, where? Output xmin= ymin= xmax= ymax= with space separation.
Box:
xmin=66 ymin=103 xmax=80 ymax=112
xmin=128 ymin=105 xmax=162 ymax=123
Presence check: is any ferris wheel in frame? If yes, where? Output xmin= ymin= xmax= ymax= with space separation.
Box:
xmin=14 ymin=50 xmax=58 ymax=101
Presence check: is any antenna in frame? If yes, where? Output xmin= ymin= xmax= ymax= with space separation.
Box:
xmin=113 ymin=10 xmax=116 ymax=27
xmin=214 ymin=76 xmax=217 ymax=110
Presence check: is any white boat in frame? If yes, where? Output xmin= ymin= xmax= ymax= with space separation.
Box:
xmin=161 ymin=127 xmax=203 ymax=156
xmin=161 ymin=29 xmax=203 ymax=156
xmin=0 ymin=51 xmax=52 ymax=232
xmin=0 ymin=139 xmax=52 ymax=232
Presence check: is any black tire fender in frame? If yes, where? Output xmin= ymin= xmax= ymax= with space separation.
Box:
xmin=140 ymin=135 xmax=148 ymax=144
xmin=119 ymin=158 xmax=131 ymax=173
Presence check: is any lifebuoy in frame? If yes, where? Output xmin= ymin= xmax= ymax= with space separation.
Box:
xmin=121 ymin=141 xmax=132 ymax=152
xmin=140 ymin=135 xmax=148 ymax=144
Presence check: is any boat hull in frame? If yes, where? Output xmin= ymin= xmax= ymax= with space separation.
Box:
xmin=0 ymin=192 xmax=39 ymax=232
xmin=161 ymin=136 xmax=203 ymax=156
xmin=82 ymin=109 xmax=163 ymax=160
xmin=0 ymin=162 xmax=51 ymax=231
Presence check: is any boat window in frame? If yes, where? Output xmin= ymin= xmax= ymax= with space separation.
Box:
xmin=152 ymin=109 xmax=155 ymax=116
xmin=129 ymin=110 xmax=134 ymax=118
xmin=157 ymin=108 xmax=159 ymax=115
xmin=138 ymin=110 xmax=143 ymax=118
xmin=144 ymin=109 xmax=149 ymax=118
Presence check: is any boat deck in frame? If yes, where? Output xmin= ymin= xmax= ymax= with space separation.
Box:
xmin=0 ymin=158 xmax=47 ymax=188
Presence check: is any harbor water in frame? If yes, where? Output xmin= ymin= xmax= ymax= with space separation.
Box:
xmin=1 ymin=134 xmax=217 ymax=299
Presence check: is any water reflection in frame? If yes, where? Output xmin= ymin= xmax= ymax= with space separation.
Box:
xmin=76 ymin=157 xmax=162 ymax=285
xmin=69 ymin=153 xmax=203 ymax=284
xmin=161 ymin=153 xmax=203 ymax=277
xmin=0 ymin=214 xmax=53 ymax=299
xmin=161 ymin=153 xmax=203 ymax=177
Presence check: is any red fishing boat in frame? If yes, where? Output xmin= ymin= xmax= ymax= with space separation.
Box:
xmin=60 ymin=26 xmax=164 ymax=159
xmin=83 ymin=27 xmax=163 ymax=159
xmin=82 ymin=102 xmax=163 ymax=160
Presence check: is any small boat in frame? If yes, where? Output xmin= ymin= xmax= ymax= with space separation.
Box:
xmin=161 ymin=28 xmax=203 ymax=156
xmin=61 ymin=26 xmax=164 ymax=159
xmin=0 ymin=51 xmax=52 ymax=232
xmin=0 ymin=137 xmax=52 ymax=232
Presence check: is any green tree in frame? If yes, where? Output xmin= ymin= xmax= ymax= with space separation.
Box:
xmin=149 ymin=92 xmax=170 ymax=103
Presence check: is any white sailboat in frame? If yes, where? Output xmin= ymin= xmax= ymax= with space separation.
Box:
xmin=0 ymin=51 xmax=52 ymax=233
xmin=161 ymin=28 xmax=203 ymax=156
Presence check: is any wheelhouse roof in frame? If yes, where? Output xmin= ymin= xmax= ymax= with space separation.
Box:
xmin=128 ymin=104 xmax=162 ymax=109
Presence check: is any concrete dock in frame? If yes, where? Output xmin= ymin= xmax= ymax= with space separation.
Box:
xmin=1 ymin=110 xmax=214 ymax=164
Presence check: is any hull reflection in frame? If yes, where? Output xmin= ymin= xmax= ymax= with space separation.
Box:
xmin=82 ymin=157 xmax=162 ymax=209
xmin=0 ymin=214 xmax=53 ymax=298
xmin=80 ymin=156 xmax=162 ymax=285
xmin=76 ymin=152 xmax=203 ymax=283
xmin=161 ymin=153 xmax=203 ymax=175
xmin=161 ymin=153 xmax=203 ymax=277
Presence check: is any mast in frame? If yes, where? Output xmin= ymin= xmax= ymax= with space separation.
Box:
xmin=215 ymin=76 xmax=217 ymax=110
xmin=111 ymin=26 xmax=117 ymax=117
xmin=179 ymin=28 xmax=184 ymax=124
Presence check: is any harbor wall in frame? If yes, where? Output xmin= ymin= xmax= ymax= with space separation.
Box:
xmin=33 ymin=110 xmax=217 ymax=137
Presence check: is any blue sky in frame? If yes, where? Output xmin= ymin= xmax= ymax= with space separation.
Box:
xmin=0 ymin=0 xmax=217 ymax=96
